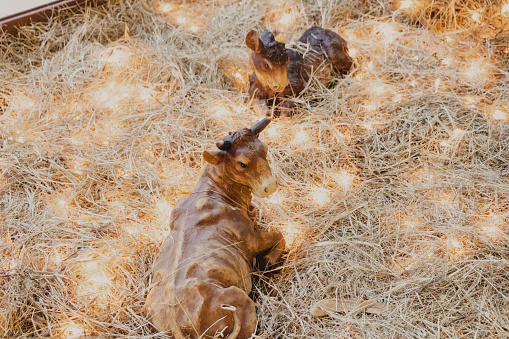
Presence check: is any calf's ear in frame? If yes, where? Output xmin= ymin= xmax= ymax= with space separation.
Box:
xmin=203 ymin=150 xmax=226 ymax=165
xmin=246 ymin=30 xmax=263 ymax=53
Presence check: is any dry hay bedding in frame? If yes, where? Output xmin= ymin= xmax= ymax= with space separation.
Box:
xmin=1 ymin=0 xmax=509 ymax=338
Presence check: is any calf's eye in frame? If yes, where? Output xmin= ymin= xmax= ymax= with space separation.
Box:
xmin=240 ymin=162 xmax=248 ymax=168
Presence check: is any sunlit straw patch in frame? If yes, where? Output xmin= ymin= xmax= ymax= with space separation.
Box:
xmin=370 ymin=82 xmax=391 ymax=96
xmin=115 ymin=166 xmax=133 ymax=178
xmin=307 ymin=186 xmax=331 ymax=208
xmin=278 ymin=12 xmax=295 ymax=27
xmin=265 ymin=2 xmax=300 ymax=31
xmin=49 ymin=98 xmax=87 ymax=121
xmin=480 ymin=224 xmax=504 ymax=240
xmin=394 ymin=209 xmax=424 ymax=231
xmin=265 ymin=120 xmax=295 ymax=145
xmin=502 ymin=3 xmax=509 ymax=15
xmin=50 ymin=194 xmax=73 ymax=215
xmin=0 ymin=256 xmax=18 ymax=273
xmin=189 ymin=24 xmax=201 ymax=33
xmin=487 ymin=105 xmax=509 ymax=122
xmin=107 ymin=194 xmax=127 ymax=209
xmin=490 ymin=109 xmax=508 ymax=121
xmin=267 ymin=190 xmax=286 ymax=205
xmin=347 ymin=45 xmax=358 ymax=59
xmin=361 ymin=120 xmax=380 ymax=132
xmin=143 ymin=147 xmax=157 ymax=160
xmin=460 ymin=57 xmax=496 ymax=86
xmin=210 ymin=105 xmax=234 ymax=118
xmin=374 ymin=22 xmax=399 ymax=44
xmin=441 ymin=56 xmax=453 ymax=66
xmin=395 ymin=0 xmax=425 ymax=12
xmin=87 ymin=80 xmax=131 ymax=110
xmin=68 ymin=157 xmax=89 ymax=176
xmin=69 ymin=127 xmax=96 ymax=148
xmin=461 ymin=95 xmax=480 ymax=108
xmin=451 ymin=128 xmax=465 ymax=138
xmin=332 ymin=127 xmax=351 ymax=143
xmin=125 ymin=224 xmax=140 ymax=236
xmin=85 ymin=80 xmax=161 ymax=112
xmin=392 ymin=247 xmax=434 ymax=273
xmin=99 ymin=119 xmax=126 ymax=146
xmin=478 ymin=215 xmax=505 ymax=241
xmin=409 ymin=167 xmax=434 ymax=184
xmin=74 ymin=260 xmax=115 ymax=306
xmin=393 ymin=93 xmax=404 ymax=103
xmin=158 ymin=160 xmax=183 ymax=181
xmin=7 ymin=92 xmax=36 ymax=112
xmin=292 ymin=128 xmax=313 ymax=147
xmin=12 ymin=131 xmax=25 ymax=144
xmin=426 ymin=190 xmax=458 ymax=208
xmin=155 ymin=1 xmax=204 ymax=34
xmin=50 ymin=247 xmax=69 ymax=267
xmin=340 ymin=28 xmax=357 ymax=42
xmin=150 ymin=226 xmax=172 ymax=243
xmin=265 ymin=123 xmax=282 ymax=141
xmin=471 ymin=11 xmax=482 ymax=24
xmin=155 ymin=1 xmax=179 ymax=14
xmin=155 ymin=198 xmax=173 ymax=217
xmin=60 ymin=320 xmax=86 ymax=338
xmin=2 ymin=123 xmax=41 ymax=145
xmin=88 ymin=271 xmax=113 ymax=288
xmin=332 ymin=170 xmax=357 ymax=191
xmin=225 ymin=66 xmax=250 ymax=88
xmin=439 ymin=140 xmax=452 ymax=149
xmin=99 ymin=46 xmax=133 ymax=71
xmin=444 ymin=236 xmax=467 ymax=261
xmin=402 ymin=217 xmax=418 ymax=231
xmin=280 ymin=220 xmax=306 ymax=246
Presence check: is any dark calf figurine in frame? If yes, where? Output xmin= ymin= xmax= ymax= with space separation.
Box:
xmin=144 ymin=118 xmax=286 ymax=339
xmin=246 ymin=27 xmax=353 ymax=117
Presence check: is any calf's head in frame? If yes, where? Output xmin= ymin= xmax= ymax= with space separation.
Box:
xmin=246 ymin=29 xmax=289 ymax=93
xmin=332 ymin=40 xmax=354 ymax=73
xmin=203 ymin=117 xmax=277 ymax=198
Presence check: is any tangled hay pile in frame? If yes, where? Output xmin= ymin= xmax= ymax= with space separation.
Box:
xmin=1 ymin=0 xmax=509 ymax=337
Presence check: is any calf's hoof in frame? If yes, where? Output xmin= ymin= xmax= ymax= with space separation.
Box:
xmin=279 ymin=101 xmax=295 ymax=118
xmin=280 ymin=109 xmax=293 ymax=118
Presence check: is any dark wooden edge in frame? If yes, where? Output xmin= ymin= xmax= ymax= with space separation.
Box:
xmin=0 ymin=0 xmax=107 ymax=35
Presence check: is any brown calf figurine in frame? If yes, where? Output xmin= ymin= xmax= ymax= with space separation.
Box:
xmin=144 ymin=117 xmax=286 ymax=339
xmin=246 ymin=27 xmax=354 ymax=117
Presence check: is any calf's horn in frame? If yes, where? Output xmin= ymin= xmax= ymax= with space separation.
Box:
xmin=260 ymin=29 xmax=275 ymax=46
xmin=250 ymin=117 xmax=272 ymax=136
xmin=216 ymin=140 xmax=232 ymax=150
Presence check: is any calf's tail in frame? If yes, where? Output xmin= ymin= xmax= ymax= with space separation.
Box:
xmin=221 ymin=304 xmax=241 ymax=339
